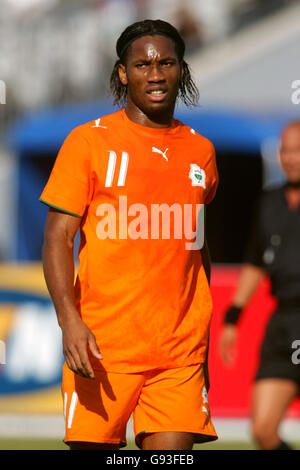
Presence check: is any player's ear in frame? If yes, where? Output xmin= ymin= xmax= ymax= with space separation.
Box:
xmin=118 ymin=63 xmax=128 ymax=86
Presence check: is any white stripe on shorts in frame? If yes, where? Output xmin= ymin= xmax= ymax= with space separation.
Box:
xmin=67 ymin=391 xmax=78 ymax=429
xmin=63 ymin=392 xmax=68 ymax=420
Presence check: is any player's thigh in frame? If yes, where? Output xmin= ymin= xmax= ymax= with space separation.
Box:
xmin=142 ymin=432 xmax=195 ymax=450
xmin=252 ymin=378 xmax=299 ymax=430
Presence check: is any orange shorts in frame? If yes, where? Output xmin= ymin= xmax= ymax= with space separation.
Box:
xmin=62 ymin=362 xmax=218 ymax=449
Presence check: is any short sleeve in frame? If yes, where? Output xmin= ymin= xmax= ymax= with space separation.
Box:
xmin=40 ymin=127 xmax=92 ymax=217
xmin=204 ymin=146 xmax=219 ymax=205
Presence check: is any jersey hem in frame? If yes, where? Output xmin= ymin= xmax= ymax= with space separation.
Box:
xmin=90 ymin=357 xmax=206 ymax=374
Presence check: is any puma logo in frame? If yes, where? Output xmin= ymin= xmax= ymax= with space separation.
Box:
xmin=92 ymin=118 xmax=107 ymax=128
xmin=152 ymin=146 xmax=169 ymax=161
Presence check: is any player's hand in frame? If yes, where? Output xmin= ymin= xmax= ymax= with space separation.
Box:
xmin=219 ymin=324 xmax=238 ymax=366
xmin=60 ymin=313 xmax=103 ymax=379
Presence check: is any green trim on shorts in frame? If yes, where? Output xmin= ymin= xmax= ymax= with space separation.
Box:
xmin=39 ymin=198 xmax=82 ymax=218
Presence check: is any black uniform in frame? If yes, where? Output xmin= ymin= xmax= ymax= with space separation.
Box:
xmin=244 ymin=184 xmax=300 ymax=388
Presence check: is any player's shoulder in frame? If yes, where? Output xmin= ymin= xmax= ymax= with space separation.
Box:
xmin=176 ymin=119 xmax=215 ymax=152
xmin=68 ymin=109 xmax=122 ymax=139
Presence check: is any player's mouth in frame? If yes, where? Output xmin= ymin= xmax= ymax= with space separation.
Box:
xmin=146 ymin=89 xmax=168 ymax=102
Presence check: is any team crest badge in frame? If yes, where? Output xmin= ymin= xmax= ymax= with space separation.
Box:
xmin=189 ymin=164 xmax=206 ymax=188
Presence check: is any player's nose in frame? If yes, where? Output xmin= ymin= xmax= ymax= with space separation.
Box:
xmin=147 ymin=64 xmax=165 ymax=82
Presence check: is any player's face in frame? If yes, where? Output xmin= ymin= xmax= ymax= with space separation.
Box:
xmin=118 ymin=35 xmax=183 ymax=126
xmin=279 ymin=124 xmax=300 ymax=182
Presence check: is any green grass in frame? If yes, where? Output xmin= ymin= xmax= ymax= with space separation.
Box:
xmin=0 ymin=439 xmax=299 ymax=450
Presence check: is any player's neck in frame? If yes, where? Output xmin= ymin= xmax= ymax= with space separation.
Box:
xmin=124 ymin=103 xmax=174 ymax=129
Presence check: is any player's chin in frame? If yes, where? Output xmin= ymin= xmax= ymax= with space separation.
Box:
xmin=144 ymin=98 xmax=175 ymax=116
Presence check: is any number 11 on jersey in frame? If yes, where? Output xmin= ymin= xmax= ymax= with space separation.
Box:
xmin=105 ymin=151 xmax=129 ymax=188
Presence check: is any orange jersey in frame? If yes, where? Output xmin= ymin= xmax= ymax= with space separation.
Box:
xmin=40 ymin=108 xmax=219 ymax=372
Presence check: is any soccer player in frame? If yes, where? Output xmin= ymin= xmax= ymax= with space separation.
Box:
xmin=40 ymin=19 xmax=218 ymax=450
xmin=219 ymin=121 xmax=300 ymax=450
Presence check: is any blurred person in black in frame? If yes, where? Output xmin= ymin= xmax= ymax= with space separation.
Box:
xmin=219 ymin=120 xmax=300 ymax=450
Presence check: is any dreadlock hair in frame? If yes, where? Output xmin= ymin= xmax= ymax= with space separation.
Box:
xmin=110 ymin=19 xmax=200 ymax=108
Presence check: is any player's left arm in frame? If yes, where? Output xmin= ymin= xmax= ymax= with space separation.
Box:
xmin=200 ymin=143 xmax=218 ymax=287
xmin=200 ymin=230 xmax=211 ymax=286
xmin=200 ymin=224 xmax=212 ymax=391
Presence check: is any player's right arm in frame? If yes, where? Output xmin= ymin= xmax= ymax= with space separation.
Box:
xmin=42 ymin=207 xmax=102 ymax=379
xmin=219 ymin=263 xmax=265 ymax=366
